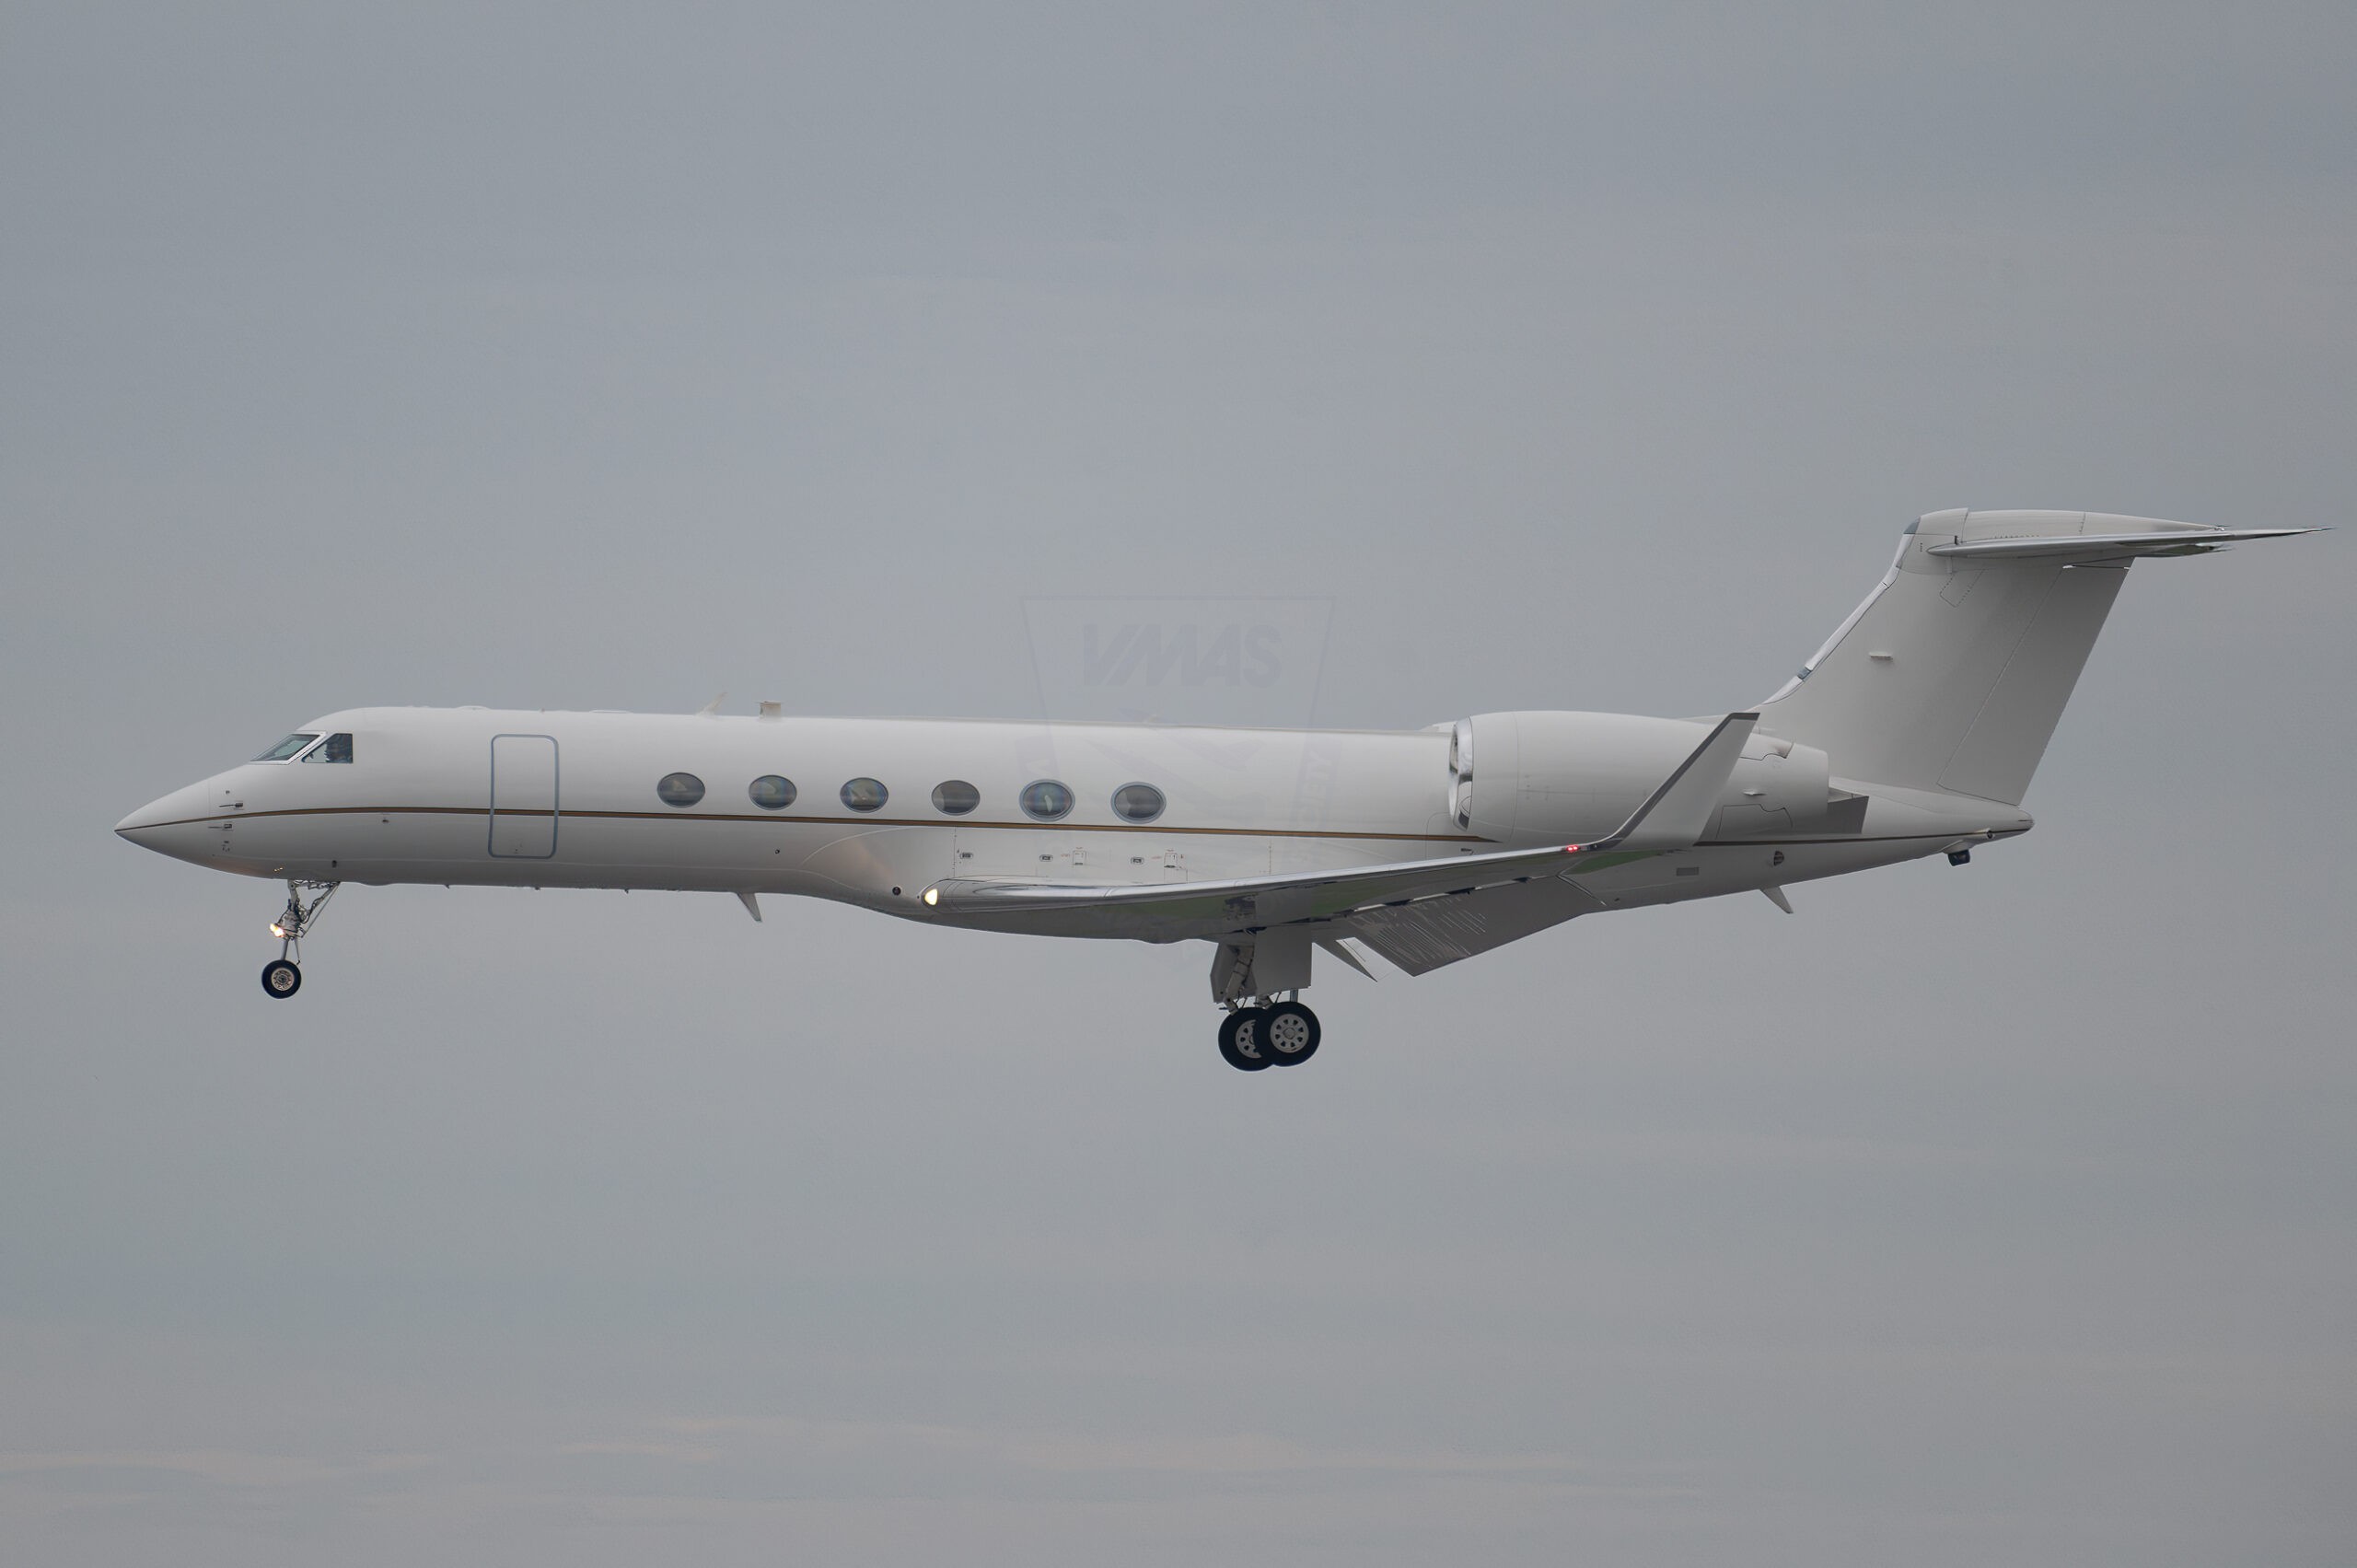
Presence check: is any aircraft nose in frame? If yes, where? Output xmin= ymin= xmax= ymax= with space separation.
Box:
xmin=115 ymin=798 xmax=169 ymax=840
xmin=115 ymin=780 xmax=223 ymax=858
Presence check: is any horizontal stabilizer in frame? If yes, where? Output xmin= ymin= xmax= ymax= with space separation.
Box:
xmin=1928 ymin=526 xmax=2318 ymax=561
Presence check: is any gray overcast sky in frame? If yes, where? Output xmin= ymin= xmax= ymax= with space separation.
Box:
xmin=4 ymin=3 xmax=2353 ymax=1563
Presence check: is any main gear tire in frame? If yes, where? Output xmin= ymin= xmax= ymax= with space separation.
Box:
xmin=1217 ymin=1008 xmax=1271 ymax=1072
xmin=1260 ymin=1001 xmax=1320 ymax=1066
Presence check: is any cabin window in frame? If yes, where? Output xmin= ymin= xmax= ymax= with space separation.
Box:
xmin=749 ymin=774 xmax=796 ymax=809
xmin=656 ymin=772 xmax=705 ymax=807
xmin=301 ymin=732 xmax=354 ymax=763
xmin=931 ymin=780 xmax=981 ymax=815
xmin=255 ymin=733 xmax=319 ymax=761
xmin=841 ymin=777 xmax=888 ymax=812
xmin=1019 ymin=779 xmax=1074 ymax=821
xmin=1110 ymin=783 xmax=1164 ymax=823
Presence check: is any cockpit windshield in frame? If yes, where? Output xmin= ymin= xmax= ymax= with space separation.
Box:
xmin=254 ymin=733 xmax=319 ymax=761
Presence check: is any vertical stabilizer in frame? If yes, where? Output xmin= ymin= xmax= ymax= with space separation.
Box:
xmin=1756 ymin=510 xmax=2312 ymax=804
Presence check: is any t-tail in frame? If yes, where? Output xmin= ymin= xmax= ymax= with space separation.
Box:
xmin=1755 ymin=509 xmax=2320 ymax=805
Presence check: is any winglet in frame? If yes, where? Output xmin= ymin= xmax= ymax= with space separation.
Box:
xmin=1593 ymin=712 xmax=1758 ymax=854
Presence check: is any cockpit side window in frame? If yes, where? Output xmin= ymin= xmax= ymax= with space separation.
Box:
xmin=255 ymin=733 xmax=319 ymax=761
xmin=301 ymin=732 xmax=354 ymax=763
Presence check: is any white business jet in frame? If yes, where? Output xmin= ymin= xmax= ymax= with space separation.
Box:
xmin=117 ymin=510 xmax=2316 ymax=1070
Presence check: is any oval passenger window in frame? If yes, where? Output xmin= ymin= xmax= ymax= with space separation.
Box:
xmin=1110 ymin=783 xmax=1164 ymax=823
xmin=1019 ymin=779 xmax=1074 ymax=821
xmin=931 ymin=780 xmax=981 ymax=815
xmin=656 ymin=772 xmax=705 ymax=807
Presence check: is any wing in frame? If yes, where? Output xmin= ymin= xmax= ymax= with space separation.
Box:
xmin=923 ymin=712 xmax=1758 ymax=950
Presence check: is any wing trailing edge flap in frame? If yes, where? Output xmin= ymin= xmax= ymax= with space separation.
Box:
xmin=925 ymin=713 xmax=1759 ymax=943
xmin=1315 ymin=935 xmax=1380 ymax=981
xmin=1343 ymin=876 xmax=1610 ymax=976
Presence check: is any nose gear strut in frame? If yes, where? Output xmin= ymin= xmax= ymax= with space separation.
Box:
xmin=261 ymin=879 xmax=338 ymax=999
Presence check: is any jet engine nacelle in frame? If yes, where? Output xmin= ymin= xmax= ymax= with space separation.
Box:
xmin=1452 ymin=711 xmax=1836 ymax=845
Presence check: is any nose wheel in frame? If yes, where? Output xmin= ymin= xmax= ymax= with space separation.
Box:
xmin=261 ymin=879 xmax=337 ymax=1000
xmin=1216 ymin=999 xmax=1321 ymax=1071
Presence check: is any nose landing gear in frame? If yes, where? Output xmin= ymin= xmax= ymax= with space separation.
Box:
xmin=261 ymin=879 xmax=338 ymax=999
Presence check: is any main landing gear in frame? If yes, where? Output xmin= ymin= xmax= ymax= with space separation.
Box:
xmin=1216 ymin=997 xmax=1322 ymax=1072
xmin=261 ymin=879 xmax=337 ymax=999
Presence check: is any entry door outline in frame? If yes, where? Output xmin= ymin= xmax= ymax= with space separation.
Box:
xmin=488 ymin=734 xmax=560 ymax=858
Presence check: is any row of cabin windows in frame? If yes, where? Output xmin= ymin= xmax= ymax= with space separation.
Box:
xmin=653 ymin=772 xmax=1166 ymax=824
